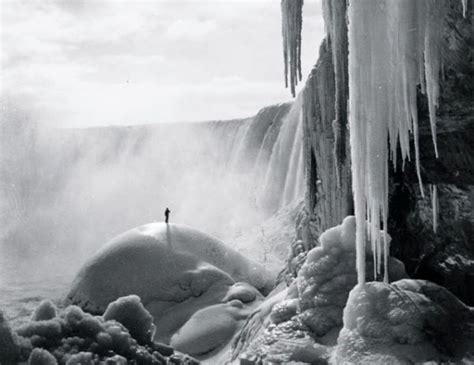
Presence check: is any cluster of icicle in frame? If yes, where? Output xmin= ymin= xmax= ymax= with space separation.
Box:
xmin=347 ymin=0 xmax=448 ymax=284
xmin=281 ymin=0 xmax=303 ymax=97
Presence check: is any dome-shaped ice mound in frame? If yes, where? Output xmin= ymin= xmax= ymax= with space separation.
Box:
xmin=66 ymin=223 xmax=274 ymax=314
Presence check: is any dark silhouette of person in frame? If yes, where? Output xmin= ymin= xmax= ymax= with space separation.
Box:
xmin=164 ymin=208 xmax=170 ymax=224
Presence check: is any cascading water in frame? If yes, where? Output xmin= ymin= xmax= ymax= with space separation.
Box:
xmin=1 ymin=101 xmax=305 ymax=259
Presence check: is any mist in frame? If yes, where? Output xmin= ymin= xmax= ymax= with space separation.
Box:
xmin=0 ymin=97 xmax=303 ymax=286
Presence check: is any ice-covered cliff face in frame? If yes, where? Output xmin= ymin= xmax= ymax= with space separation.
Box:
xmin=289 ymin=0 xmax=473 ymax=302
xmin=0 ymin=101 xmax=303 ymax=267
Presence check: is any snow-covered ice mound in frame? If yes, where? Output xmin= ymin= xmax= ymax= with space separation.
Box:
xmin=65 ymin=222 xmax=273 ymax=361
xmin=66 ymin=222 xmax=274 ymax=314
xmin=333 ymin=279 xmax=474 ymax=364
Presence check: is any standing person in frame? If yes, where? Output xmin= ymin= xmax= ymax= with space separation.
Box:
xmin=164 ymin=208 xmax=170 ymax=224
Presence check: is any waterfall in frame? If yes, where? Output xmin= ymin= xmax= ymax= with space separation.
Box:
xmin=1 ymin=102 xmax=305 ymax=258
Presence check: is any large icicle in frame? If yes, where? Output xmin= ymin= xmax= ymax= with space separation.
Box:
xmin=347 ymin=0 xmax=446 ymax=284
xmin=281 ymin=0 xmax=304 ymax=97
xmin=462 ymin=0 xmax=468 ymax=17
xmin=430 ymin=184 xmax=439 ymax=233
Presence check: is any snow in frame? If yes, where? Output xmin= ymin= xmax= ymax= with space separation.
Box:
xmin=67 ymin=222 xmax=275 ymax=314
xmin=102 ymin=295 xmax=155 ymax=344
xmin=346 ymin=0 xmax=447 ymax=284
xmin=332 ymin=280 xmax=474 ymax=364
xmin=281 ymin=0 xmax=304 ymax=96
xmin=31 ymin=300 xmax=57 ymax=322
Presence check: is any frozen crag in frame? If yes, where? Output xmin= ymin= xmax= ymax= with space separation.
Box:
xmin=333 ymin=279 xmax=474 ymax=364
xmin=296 ymin=216 xmax=406 ymax=339
xmin=233 ymin=216 xmax=407 ymax=363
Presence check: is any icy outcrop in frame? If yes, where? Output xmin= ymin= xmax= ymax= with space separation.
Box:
xmin=333 ymin=280 xmax=474 ymax=364
xmin=297 ymin=216 xmax=406 ymax=339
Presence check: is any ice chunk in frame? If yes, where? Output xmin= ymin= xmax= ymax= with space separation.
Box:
xmin=103 ymin=295 xmax=155 ymax=344
xmin=31 ymin=300 xmax=57 ymax=322
xmin=28 ymin=348 xmax=57 ymax=365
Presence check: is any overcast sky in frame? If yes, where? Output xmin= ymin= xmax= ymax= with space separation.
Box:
xmin=1 ymin=0 xmax=324 ymax=128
